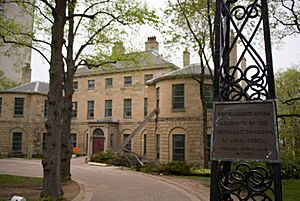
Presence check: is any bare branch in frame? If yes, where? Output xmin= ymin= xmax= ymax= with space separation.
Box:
xmin=40 ymin=0 xmax=54 ymax=12
xmin=3 ymin=0 xmax=54 ymax=23
xmin=275 ymin=0 xmax=300 ymax=33
xmin=278 ymin=114 xmax=300 ymax=118
xmin=77 ymin=59 xmax=116 ymax=69
xmin=34 ymin=3 xmax=54 ymax=24
xmin=282 ymin=96 xmax=300 ymax=104
xmin=177 ymin=0 xmax=214 ymax=83
xmin=1 ymin=34 xmax=50 ymax=64
xmin=0 ymin=24 xmax=51 ymax=47
xmin=32 ymin=38 xmax=51 ymax=46
xmin=207 ymin=0 xmax=215 ymax=65
xmin=274 ymin=15 xmax=297 ymax=26
xmin=73 ymin=1 xmax=110 ymax=36
xmin=68 ymin=10 xmax=119 ymax=20
xmin=74 ymin=17 xmax=121 ymax=62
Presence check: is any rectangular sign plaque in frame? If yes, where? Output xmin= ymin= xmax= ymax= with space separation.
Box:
xmin=211 ymin=100 xmax=280 ymax=162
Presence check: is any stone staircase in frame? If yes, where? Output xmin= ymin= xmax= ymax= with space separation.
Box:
xmin=117 ymin=108 xmax=159 ymax=165
xmin=118 ymin=108 xmax=159 ymax=153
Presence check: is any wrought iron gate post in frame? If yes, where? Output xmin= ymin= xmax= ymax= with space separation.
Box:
xmin=211 ymin=0 xmax=282 ymax=200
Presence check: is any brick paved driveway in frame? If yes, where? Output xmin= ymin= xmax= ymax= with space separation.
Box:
xmin=0 ymin=157 xmax=202 ymax=201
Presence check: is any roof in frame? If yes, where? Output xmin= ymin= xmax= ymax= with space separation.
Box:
xmin=75 ymin=50 xmax=179 ymax=77
xmin=146 ymin=63 xmax=213 ymax=84
xmin=1 ymin=81 xmax=49 ymax=95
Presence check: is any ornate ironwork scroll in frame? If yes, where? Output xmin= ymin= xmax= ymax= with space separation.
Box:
xmin=218 ymin=162 xmax=275 ymax=200
xmin=211 ymin=0 xmax=282 ymax=200
xmin=217 ymin=0 xmax=274 ymax=102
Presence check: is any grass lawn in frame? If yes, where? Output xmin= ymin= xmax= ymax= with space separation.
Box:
xmin=0 ymin=174 xmax=79 ymax=201
xmin=0 ymin=174 xmax=42 ymax=185
xmin=0 ymin=174 xmax=43 ymax=201
xmin=282 ymin=179 xmax=300 ymax=201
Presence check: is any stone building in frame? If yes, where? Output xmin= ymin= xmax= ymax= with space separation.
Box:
xmin=0 ymin=37 xmax=213 ymax=166
xmin=0 ymin=1 xmax=34 ymax=84
xmin=0 ymin=81 xmax=48 ymax=157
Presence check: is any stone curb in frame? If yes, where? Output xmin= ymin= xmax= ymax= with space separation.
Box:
xmin=72 ymin=180 xmax=93 ymax=201
xmin=87 ymin=162 xmax=108 ymax=167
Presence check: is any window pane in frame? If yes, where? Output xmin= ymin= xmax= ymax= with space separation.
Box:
xmin=44 ymin=100 xmax=48 ymax=117
xmin=105 ymin=78 xmax=113 ymax=88
xmin=203 ymin=85 xmax=214 ymax=109
xmin=124 ymin=76 xmax=132 ymax=86
xmin=87 ymin=101 xmax=94 ymax=118
xmin=88 ymin=80 xmax=95 ymax=89
xmin=144 ymin=74 xmax=153 ymax=83
xmin=0 ymin=97 xmax=2 ymax=115
xmin=73 ymin=81 xmax=78 ymax=90
xmin=110 ymin=134 xmax=114 ymax=147
xmin=105 ymin=100 xmax=112 ymax=117
xmin=144 ymin=98 xmax=148 ymax=117
xmin=14 ymin=97 xmax=24 ymax=115
xmin=72 ymin=102 xmax=77 ymax=118
xmin=42 ymin=133 xmax=46 ymax=153
xmin=144 ymin=134 xmax=147 ymax=154
xmin=12 ymin=132 xmax=22 ymax=154
xmin=172 ymin=84 xmax=184 ymax=109
xmin=173 ymin=135 xmax=185 ymax=161
xmin=156 ymin=134 xmax=160 ymax=160
xmin=156 ymin=88 xmax=160 ymax=108
xmin=124 ymin=99 xmax=132 ymax=118
xmin=71 ymin=133 xmax=77 ymax=148
xmin=207 ymin=134 xmax=211 ymax=161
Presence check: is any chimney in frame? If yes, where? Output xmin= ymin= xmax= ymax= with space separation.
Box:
xmin=183 ymin=48 xmax=190 ymax=67
xmin=241 ymin=57 xmax=247 ymax=89
xmin=112 ymin=41 xmax=125 ymax=55
xmin=230 ymin=30 xmax=239 ymax=82
xmin=241 ymin=57 xmax=246 ymax=71
xmin=21 ymin=63 xmax=31 ymax=84
xmin=230 ymin=30 xmax=237 ymax=67
xmin=145 ymin=36 xmax=158 ymax=52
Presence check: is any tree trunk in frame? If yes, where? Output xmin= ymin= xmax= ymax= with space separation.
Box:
xmin=60 ymin=63 xmax=75 ymax=179
xmin=60 ymin=81 xmax=73 ymax=179
xmin=41 ymin=0 xmax=67 ymax=198
xmin=195 ymin=51 xmax=209 ymax=168
xmin=201 ymin=99 xmax=209 ymax=168
xmin=61 ymin=0 xmax=76 ymax=179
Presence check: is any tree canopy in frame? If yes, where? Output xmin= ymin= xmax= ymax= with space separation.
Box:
xmin=1 ymin=0 xmax=159 ymax=68
xmin=269 ymin=0 xmax=300 ymax=40
xmin=163 ymin=0 xmax=215 ymax=71
xmin=162 ymin=0 xmax=215 ymax=167
xmin=0 ymin=70 xmax=18 ymax=90
xmin=1 ymin=0 xmax=159 ymax=199
xmin=275 ymin=67 xmax=300 ymax=156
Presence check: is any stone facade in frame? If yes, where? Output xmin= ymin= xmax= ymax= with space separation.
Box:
xmin=0 ymin=38 xmax=213 ymax=165
xmin=0 ymin=87 xmax=47 ymax=157
xmin=0 ymin=1 xmax=34 ymax=83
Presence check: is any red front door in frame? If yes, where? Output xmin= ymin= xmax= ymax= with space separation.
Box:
xmin=92 ymin=137 xmax=105 ymax=154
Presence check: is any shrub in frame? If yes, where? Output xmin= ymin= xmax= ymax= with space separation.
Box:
xmin=280 ymin=149 xmax=300 ymax=179
xmin=139 ymin=163 xmax=163 ymax=174
xmin=89 ymin=150 xmax=117 ymax=165
xmin=191 ymin=168 xmax=211 ymax=177
xmin=138 ymin=161 xmax=194 ymax=176
xmin=113 ymin=154 xmax=131 ymax=167
xmin=165 ymin=161 xmax=193 ymax=175
xmin=281 ymin=159 xmax=300 ymax=179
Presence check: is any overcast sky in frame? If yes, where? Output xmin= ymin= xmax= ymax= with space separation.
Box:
xmin=30 ymin=1 xmax=300 ymax=82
